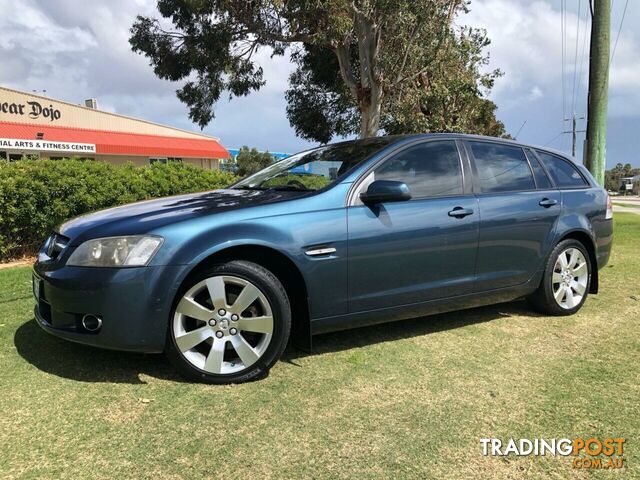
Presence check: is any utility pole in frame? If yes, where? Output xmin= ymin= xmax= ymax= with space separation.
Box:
xmin=585 ymin=0 xmax=610 ymax=186
xmin=564 ymin=113 xmax=586 ymax=157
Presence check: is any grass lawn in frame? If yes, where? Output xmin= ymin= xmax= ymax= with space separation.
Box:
xmin=1 ymin=215 xmax=639 ymax=479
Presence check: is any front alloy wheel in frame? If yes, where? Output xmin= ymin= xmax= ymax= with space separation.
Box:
xmin=166 ymin=260 xmax=291 ymax=383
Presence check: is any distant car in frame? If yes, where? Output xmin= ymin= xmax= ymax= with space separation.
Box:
xmin=33 ymin=134 xmax=614 ymax=383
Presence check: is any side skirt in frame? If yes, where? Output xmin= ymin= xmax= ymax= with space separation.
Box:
xmin=310 ymin=279 xmax=540 ymax=336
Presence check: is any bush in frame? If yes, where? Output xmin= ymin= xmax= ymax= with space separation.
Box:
xmin=262 ymin=174 xmax=330 ymax=190
xmin=0 ymin=159 xmax=237 ymax=261
xmin=235 ymin=146 xmax=275 ymax=176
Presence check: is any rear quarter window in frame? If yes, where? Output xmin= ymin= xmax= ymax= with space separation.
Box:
xmin=535 ymin=150 xmax=588 ymax=188
xmin=525 ymin=149 xmax=553 ymax=189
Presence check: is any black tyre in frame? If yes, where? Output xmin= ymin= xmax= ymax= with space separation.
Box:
xmin=165 ymin=260 xmax=291 ymax=384
xmin=528 ymin=239 xmax=592 ymax=316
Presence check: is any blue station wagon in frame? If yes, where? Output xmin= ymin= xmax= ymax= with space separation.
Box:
xmin=33 ymin=134 xmax=614 ymax=383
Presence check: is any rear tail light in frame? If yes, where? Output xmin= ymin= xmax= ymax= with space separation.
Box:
xmin=605 ymin=194 xmax=613 ymax=219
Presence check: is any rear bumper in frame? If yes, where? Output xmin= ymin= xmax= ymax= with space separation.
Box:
xmin=33 ymin=263 xmax=184 ymax=352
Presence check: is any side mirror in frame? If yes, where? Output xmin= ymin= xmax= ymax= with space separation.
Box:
xmin=360 ymin=180 xmax=412 ymax=205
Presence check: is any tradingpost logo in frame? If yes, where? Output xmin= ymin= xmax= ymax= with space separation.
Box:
xmin=480 ymin=437 xmax=626 ymax=470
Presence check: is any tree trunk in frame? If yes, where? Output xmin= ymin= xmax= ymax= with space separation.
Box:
xmin=359 ymin=93 xmax=381 ymax=138
xmin=334 ymin=9 xmax=383 ymax=139
xmin=354 ymin=10 xmax=381 ymax=138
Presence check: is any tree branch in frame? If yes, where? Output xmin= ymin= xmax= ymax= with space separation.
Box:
xmin=391 ymin=20 xmax=450 ymax=88
xmin=333 ymin=40 xmax=359 ymax=101
xmin=393 ymin=19 xmax=420 ymax=84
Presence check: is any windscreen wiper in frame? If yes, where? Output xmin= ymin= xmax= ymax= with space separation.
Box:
xmin=231 ymin=185 xmax=268 ymax=190
xmin=268 ymin=185 xmax=314 ymax=192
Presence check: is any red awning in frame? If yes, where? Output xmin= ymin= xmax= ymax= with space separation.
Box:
xmin=0 ymin=121 xmax=229 ymax=159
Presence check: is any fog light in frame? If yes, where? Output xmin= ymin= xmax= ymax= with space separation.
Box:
xmin=81 ymin=314 xmax=102 ymax=332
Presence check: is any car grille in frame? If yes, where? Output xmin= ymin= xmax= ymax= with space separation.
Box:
xmin=44 ymin=233 xmax=69 ymax=260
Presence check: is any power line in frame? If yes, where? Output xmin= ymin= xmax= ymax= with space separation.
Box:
xmin=544 ymin=132 xmax=565 ymax=146
xmin=575 ymin=4 xmax=590 ymax=110
xmin=514 ymin=120 xmax=527 ymax=140
xmin=610 ymin=0 xmax=629 ymax=65
xmin=570 ymin=0 xmax=582 ymax=115
xmin=561 ymin=0 xmax=567 ymax=124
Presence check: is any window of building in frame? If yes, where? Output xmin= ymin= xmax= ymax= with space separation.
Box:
xmin=0 ymin=151 xmax=7 ymax=161
xmin=535 ymin=150 xmax=588 ymax=187
xmin=43 ymin=156 xmax=95 ymax=161
xmin=8 ymin=153 xmax=39 ymax=161
xmin=374 ymin=141 xmax=463 ymax=198
xmin=469 ymin=142 xmax=535 ymax=193
xmin=150 ymin=157 xmax=183 ymax=165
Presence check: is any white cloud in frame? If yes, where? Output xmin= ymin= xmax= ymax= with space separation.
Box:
xmin=0 ymin=0 xmax=637 ymax=164
xmin=465 ymin=0 xmax=588 ymax=111
xmin=464 ymin=0 xmax=639 ymax=165
xmin=528 ymin=86 xmax=544 ymax=101
xmin=0 ymin=0 xmax=95 ymax=85
xmin=0 ymin=0 xmax=308 ymax=152
xmin=466 ymin=0 xmax=640 ymax=116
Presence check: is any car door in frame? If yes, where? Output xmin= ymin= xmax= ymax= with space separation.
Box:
xmin=347 ymin=139 xmax=479 ymax=312
xmin=465 ymin=140 xmax=561 ymax=291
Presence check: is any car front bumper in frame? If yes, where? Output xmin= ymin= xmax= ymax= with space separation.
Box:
xmin=32 ymin=262 xmax=184 ymax=352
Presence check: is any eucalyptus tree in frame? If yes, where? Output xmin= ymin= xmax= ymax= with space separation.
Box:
xmin=130 ymin=0 xmax=504 ymax=140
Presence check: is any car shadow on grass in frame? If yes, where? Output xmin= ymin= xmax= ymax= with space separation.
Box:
xmin=14 ymin=319 xmax=184 ymax=384
xmin=283 ymin=300 xmax=544 ymax=363
xmin=14 ymin=300 xmax=542 ymax=383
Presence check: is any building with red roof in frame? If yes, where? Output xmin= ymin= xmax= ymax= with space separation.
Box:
xmin=0 ymin=86 xmax=229 ymax=168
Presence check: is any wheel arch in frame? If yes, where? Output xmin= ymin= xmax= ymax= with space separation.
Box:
xmin=180 ymin=244 xmax=312 ymax=351
xmin=556 ymin=229 xmax=599 ymax=294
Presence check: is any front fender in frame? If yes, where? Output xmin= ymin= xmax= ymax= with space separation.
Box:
xmin=153 ymin=206 xmax=350 ymax=320
xmin=169 ymin=222 xmax=298 ymax=267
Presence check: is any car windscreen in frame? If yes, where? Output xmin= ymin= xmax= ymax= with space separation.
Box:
xmin=232 ymin=138 xmax=395 ymax=192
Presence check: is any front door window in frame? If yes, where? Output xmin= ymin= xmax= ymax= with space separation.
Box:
xmin=373 ymin=141 xmax=464 ymax=198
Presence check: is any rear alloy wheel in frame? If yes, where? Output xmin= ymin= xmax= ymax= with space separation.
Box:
xmin=551 ymin=247 xmax=589 ymax=310
xmin=166 ymin=261 xmax=290 ymax=383
xmin=528 ymin=239 xmax=592 ymax=316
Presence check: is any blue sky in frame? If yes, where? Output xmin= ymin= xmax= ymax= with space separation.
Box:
xmin=0 ymin=0 xmax=637 ymax=167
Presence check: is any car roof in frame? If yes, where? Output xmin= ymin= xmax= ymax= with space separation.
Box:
xmin=363 ymin=133 xmax=579 ymax=164
xmin=311 ymin=133 xmax=580 ymax=167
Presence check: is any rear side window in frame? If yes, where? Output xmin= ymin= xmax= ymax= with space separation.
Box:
xmin=525 ymin=149 xmax=553 ymax=189
xmin=469 ymin=142 xmax=535 ymax=193
xmin=374 ymin=141 xmax=463 ymax=198
xmin=535 ymin=151 xmax=588 ymax=187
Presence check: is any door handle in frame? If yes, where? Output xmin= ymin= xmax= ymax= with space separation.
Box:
xmin=448 ymin=207 xmax=474 ymax=218
xmin=539 ymin=198 xmax=558 ymax=208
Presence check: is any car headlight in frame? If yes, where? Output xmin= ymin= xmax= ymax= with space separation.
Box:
xmin=67 ymin=236 xmax=163 ymax=267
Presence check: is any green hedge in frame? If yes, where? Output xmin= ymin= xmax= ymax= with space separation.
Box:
xmin=0 ymin=159 xmax=237 ymax=261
